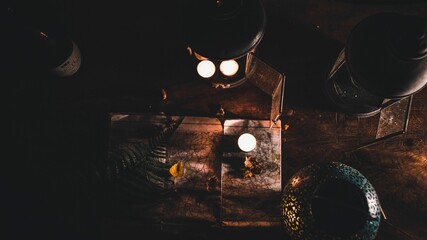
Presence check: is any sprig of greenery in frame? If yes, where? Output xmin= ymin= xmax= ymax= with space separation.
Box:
xmin=106 ymin=116 xmax=184 ymax=201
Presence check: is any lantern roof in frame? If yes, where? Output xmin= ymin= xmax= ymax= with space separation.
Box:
xmin=346 ymin=12 xmax=427 ymax=98
xmin=182 ymin=0 xmax=266 ymax=60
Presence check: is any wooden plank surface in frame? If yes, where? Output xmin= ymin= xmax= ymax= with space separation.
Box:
xmin=4 ymin=0 xmax=427 ymax=240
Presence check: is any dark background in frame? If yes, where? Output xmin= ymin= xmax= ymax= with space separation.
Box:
xmin=2 ymin=0 xmax=427 ymax=239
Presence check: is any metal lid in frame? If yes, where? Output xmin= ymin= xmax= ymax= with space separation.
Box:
xmin=182 ymin=0 xmax=266 ymax=60
xmin=346 ymin=12 xmax=427 ymax=98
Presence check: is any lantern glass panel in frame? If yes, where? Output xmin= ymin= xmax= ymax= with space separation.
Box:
xmin=376 ymin=96 xmax=412 ymax=139
xmin=247 ymin=53 xmax=285 ymax=123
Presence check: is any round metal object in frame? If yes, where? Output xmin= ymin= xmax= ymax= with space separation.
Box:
xmin=281 ymin=162 xmax=382 ymax=240
xmin=346 ymin=12 xmax=427 ymax=99
xmin=182 ymin=0 xmax=266 ymax=60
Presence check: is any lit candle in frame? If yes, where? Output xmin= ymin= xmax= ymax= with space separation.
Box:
xmin=197 ymin=60 xmax=216 ymax=78
xmin=238 ymin=133 xmax=257 ymax=152
xmin=219 ymin=60 xmax=239 ymax=76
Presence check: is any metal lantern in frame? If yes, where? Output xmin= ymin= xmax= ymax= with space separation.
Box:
xmin=281 ymin=162 xmax=382 ymax=240
xmin=325 ymin=12 xmax=427 ymax=117
xmin=182 ymin=0 xmax=266 ymax=88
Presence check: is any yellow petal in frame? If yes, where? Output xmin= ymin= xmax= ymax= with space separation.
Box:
xmin=169 ymin=161 xmax=185 ymax=177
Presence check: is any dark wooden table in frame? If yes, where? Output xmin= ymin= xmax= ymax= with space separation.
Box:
xmin=4 ymin=0 xmax=427 ymax=240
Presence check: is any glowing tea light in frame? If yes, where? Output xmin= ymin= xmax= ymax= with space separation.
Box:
xmin=238 ymin=133 xmax=257 ymax=152
xmin=219 ymin=60 xmax=239 ymax=76
xmin=197 ymin=60 xmax=216 ymax=78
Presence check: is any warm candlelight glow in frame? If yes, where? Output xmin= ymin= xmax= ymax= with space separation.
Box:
xmin=238 ymin=133 xmax=257 ymax=152
xmin=197 ymin=60 xmax=216 ymax=78
xmin=220 ymin=60 xmax=239 ymax=76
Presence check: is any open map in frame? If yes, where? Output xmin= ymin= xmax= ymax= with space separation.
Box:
xmin=105 ymin=114 xmax=282 ymax=229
